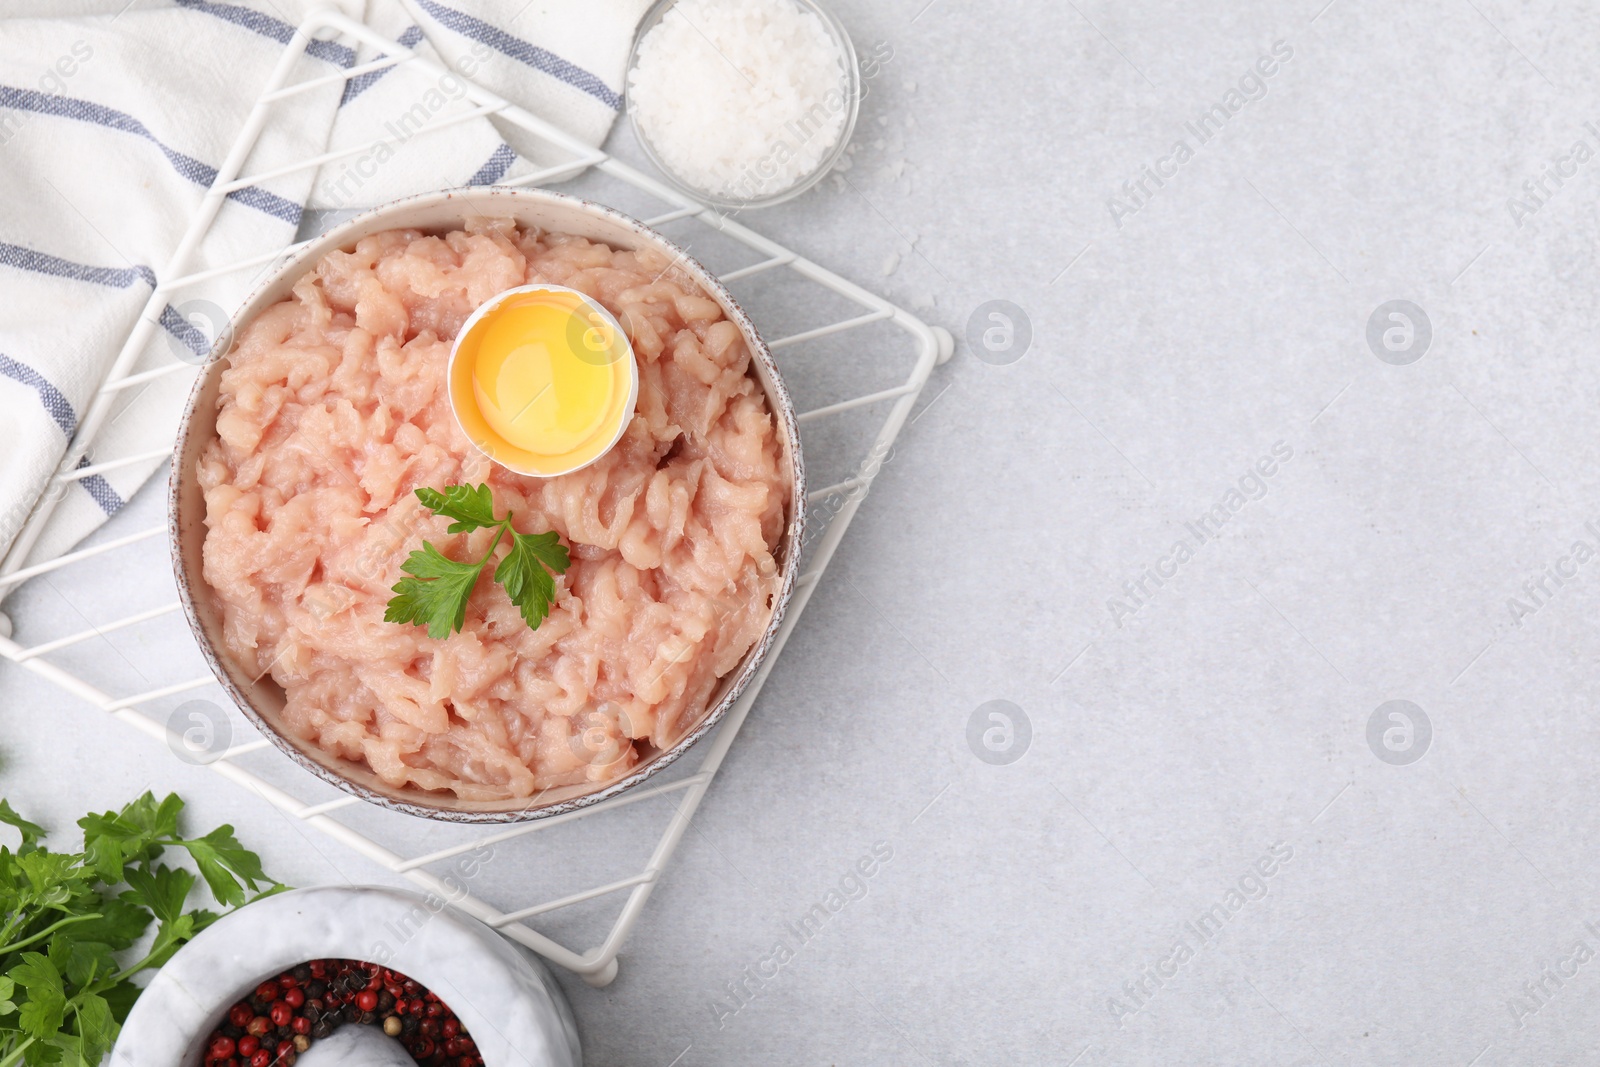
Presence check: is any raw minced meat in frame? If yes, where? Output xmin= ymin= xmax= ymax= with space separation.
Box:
xmin=198 ymin=218 xmax=787 ymax=801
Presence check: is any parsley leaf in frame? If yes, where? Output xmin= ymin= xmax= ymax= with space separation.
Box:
xmin=172 ymin=826 xmax=268 ymax=909
xmin=67 ymin=991 xmax=114 ymax=1065
xmin=0 ymin=793 xmax=284 ymax=1063
xmin=386 ymin=484 xmax=570 ymax=639
xmin=495 ymin=530 xmax=569 ymax=630
xmin=15 ymin=852 xmax=75 ymax=910
xmin=79 ymin=791 xmax=185 ymax=886
xmin=9 ymin=954 xmax=64 ymax=1040
xmin=0 ymin=803 xmax=44 ymax=853
xmin=414 ymin=483 xmax=498 ymax=533
xmin=100 ymin=980 xmax=140 ymax=1027
xmin=121 ymin=865 xmax=193 ymax=926
xmin=52 ymin=936 xmax=112 ymax=993
xmin=118 ymin=793 xmax=183 ymax=842
xmin=384 ymin=543 xmax=489 ymax=640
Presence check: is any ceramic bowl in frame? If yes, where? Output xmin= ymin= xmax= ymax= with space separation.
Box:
xmin=108 ymin=885 xmax=581 ymax=1067
xmin=170 ymin=187 xmax=805 ymax=822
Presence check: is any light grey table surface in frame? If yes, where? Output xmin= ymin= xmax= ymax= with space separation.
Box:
xmin=5 ymin=1 xmax=1600 ymax=1064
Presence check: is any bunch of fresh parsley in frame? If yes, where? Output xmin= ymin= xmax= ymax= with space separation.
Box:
xmin=0 ymin=792 xmax=282 ymax=1066
xmin=384 ymin=484 xmax=571 ymax=639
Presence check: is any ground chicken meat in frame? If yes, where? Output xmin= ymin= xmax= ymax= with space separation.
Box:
xmin=198 ymin=218 xmax=787 ymax=801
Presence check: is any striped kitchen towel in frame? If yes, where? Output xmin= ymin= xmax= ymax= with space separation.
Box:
xmin=0 ymin=0 xmax=649 ymax=585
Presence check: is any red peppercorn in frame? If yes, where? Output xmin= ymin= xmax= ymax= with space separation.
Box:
xmin=198 ymin=959 xmax=479 ymax=1067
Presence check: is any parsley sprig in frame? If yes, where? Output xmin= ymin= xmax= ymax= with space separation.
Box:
xmin=384 ymin=484 xmax=571 ymax=640
xmin=0 ymin=792 xmax=283 ymax=1066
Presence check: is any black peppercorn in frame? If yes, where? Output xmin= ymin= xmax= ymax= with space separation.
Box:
xmin=378 ymin=991 xmax=395 ymax=1012
xmin=311 ymin=1019 xmax=334 ymax=1040
xmin=342 ymin=1003 xmax=360 ymax=1023
xmin=359 ymin=1011 xmax=376 ymax=1026
xmin=306 ymin=981 xmax=326 ymax=1000
xmin=292 ymin=964 xmax=311 ymax=982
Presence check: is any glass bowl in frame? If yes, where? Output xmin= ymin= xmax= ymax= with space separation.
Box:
xmin=625 ymin=0 xmax=861 ymax=211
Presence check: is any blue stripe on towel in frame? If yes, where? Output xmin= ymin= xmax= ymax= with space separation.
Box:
xmin=467 ymin=143 xmax=516 ymax=186
xmin=0 ymin=241 xmax=218 ymax=360
xmin=158 ymin=304 xmax=211 ymax=359
xmin=173 ymin=0 xmax=357 ymax=68
xmin=0 ymin=357 xmax=126 ymax=511
xmin=75 ymin=455 xmax=124 ymax=516
xmin=0 ymin=242 xmax=155 ymax=289
xmin=413 ymin=0 xmax=622 ymax=110
xmin=341 ymin=25 xmax=426 ymax=107
xmin=0 ymin=354 xmax=75 ymax=436
xmin=0 ymin=86 xmax=302 ymax=226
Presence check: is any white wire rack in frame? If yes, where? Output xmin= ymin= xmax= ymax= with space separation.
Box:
xmin=0 ymin=7 xmax=950 ymax=986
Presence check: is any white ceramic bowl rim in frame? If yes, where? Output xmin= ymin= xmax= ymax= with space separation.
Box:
xmin=169 ymin=186 xmax=806 ymax=823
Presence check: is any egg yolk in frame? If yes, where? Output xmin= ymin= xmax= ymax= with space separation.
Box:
xmin=449 ymin=289 xmax=635 ymax=476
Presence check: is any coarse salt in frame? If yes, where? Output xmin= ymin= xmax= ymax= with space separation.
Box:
xmin=628 ymin=0 xmax=851 ymax=201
